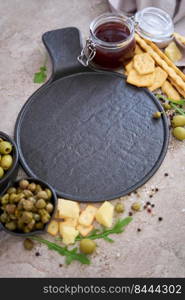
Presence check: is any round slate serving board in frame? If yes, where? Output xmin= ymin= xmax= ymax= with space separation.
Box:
xmin=15 ymin=28 xmax=169 ymax=202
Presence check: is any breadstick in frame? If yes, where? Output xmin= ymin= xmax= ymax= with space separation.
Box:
xmin=168 ymin=78 xmax=185 ymax=98
xmin=135 ymin=34 xmax=185 ymax=93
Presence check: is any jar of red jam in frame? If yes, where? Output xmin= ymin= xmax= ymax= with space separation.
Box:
xmin=78 ymin=13 xmax=136 ymax=70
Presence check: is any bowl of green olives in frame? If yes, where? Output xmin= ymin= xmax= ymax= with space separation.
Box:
xmin=0 ymin=178 xmax=57 ymax=236
xmin=0 ymin=132 xmax=19 ymax=194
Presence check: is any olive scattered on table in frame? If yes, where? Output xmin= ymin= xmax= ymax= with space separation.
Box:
xmin=0 ymin=179 xmax=54 ymax=233
xmin=171 ymin=115 xmax=185 ymax=128
xmin=0 ymin=138 xmax=14 ymax=179
xmin=173 ymin=127 xmax=185 ymax=140
xmin=80 ymin=239 xmax=96 ymax=254
xmin=152 ymin=111 xmax=161 ymax=119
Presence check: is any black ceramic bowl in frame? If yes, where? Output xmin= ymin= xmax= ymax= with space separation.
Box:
xmin=0 ymin=177 xmax=58 ymax=236
xmin=0 ymin=131 xmax=19 ymax=194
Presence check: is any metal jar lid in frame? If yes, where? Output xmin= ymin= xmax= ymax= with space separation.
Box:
xmin=135 ymin=7 xmax=174 ymax=46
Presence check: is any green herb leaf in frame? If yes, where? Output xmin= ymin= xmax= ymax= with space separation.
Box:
xmin=33 ymin=65 xmax=47 ymax=83
xmin=30 ymin=236 xmax=90 ymax=265
xmin=76 ymin=217 xmax=133 ymax=243
xmin=155 ymin=94 xmax=185 ymax=116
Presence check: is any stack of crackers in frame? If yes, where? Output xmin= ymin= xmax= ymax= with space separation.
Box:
xmin=125 ymin=33 xmax=185 ymax=101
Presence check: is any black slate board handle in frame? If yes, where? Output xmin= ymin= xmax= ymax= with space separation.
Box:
xmin=42 ymin=27 xmax=91 ymax=82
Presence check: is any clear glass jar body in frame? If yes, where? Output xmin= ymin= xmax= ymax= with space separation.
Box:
xmin=89 ymin=13 xmax=136 ymax=69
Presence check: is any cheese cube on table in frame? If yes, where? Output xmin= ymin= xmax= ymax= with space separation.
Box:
xmin=58 ymin=199 xmax=80 ymax=219
xmin=95 ymin=201 xmax=114 ymax=228
xmin=78 ymin=205 xmax=97 ymax=226
xmin=59 ymin=223 xmax=79 ymax=245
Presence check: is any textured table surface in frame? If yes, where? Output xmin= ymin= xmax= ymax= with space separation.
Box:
xmin=0 ymin=0 xmax=185 ymax=278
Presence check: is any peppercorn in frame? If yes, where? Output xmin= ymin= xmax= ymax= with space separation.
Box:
xmin=128 ymin=212 xmax=133 ymax=216
xmin=35 ymin=252 xmax=40 ymax=256
xmin=164 ymin=173 xmax=168 ymax=177
xmin=158 ymin=217 xmax=163 ymax=221
xmin=151 ymin=204 xmax=155 ymax=208
xmin=147 ymin=208 xmax=152 ymax=213
xmin=137 ymin=228 xmax=141 ymax=232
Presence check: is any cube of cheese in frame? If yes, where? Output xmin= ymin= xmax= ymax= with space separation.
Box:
xmin=59 ymin=223 xmax=79 ymax=245
xmin=63 ymin=218 xmax=78 ymax=227
xmin=77 ymin=224 xmax=94 ymax=237
xmin=78 ymin=205 xmax=97 ymax=226
xmin=95 ymin=201 xmax=114 ymax=228
xmin=58 ymin=199 xmax=80 ymax=219
xmin=47 ymin=220 xmax=59 ymax=236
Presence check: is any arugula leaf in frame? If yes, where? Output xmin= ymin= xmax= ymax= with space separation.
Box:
xmin=170 ymin=103 xmax=185 ymax=116
xmin=57 ymin=217 xmax=133 ymax=243
xmin=155 ymin=94 xmax=185 ymax=116
xmin=30 ymin=236 xmax=90 ymax=265
xmin=34 ymin=65 xmax=47 ymax=83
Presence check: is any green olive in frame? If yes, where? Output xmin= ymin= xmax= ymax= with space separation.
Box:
xmin=5 ymin=221 xmax=16 ymax=231
xmin=131 ymin=202 xmax=142 ymax=211
xmin=162 ymin=103 xmax=171 ymax=111
xmin=21 ymin=211 xmax=33 ymax=224
xmin=171 ymin=115 xmax=185 ymax=128
xmin=173 ymin=127 xmax=185 ymax=140
xmin=5 ymin=204 xmax=16 ymax=214
xmin=7 ymin=187 xmax=17 ymax=194
xmin=45 ymin=188 xmax=52 ymax=199
xmin=19 ymin=179 xmax=29 ymax=189
xmin=46 ymin=203 xmax=54 ymax=213
xmin=23 ymin=199 xmax=34 ymax=211
xmin=0 ymin=154 xmax=13 ymax=170
xmin=80 ymin=239 xmax=96 ymax=254
xmin=23 ymin=238 xmax=34 ymax=250
xmin=28 ymin=183 xmax=36 ymax=192
xmin=37 ymin=191 xmax=48 ymax=200
xmin=0 ymin=141 xmax=12 ymax=154
xmin=36 ymin=199 xmax=46 ymax=209
xmin=27 ymin=219 xmax=35 ymax=230
xmin=115 ymin=203 xmax=125 ymax=213
xmin=153 ymin=111 xmax=161 ymax=119
xmin=0 ymin=166 xmax=4 ymax=179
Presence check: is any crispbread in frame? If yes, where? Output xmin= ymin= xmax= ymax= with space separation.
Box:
xmin=149 ymin=67 xmax=168 ymax=91
xmin=127 ymin=69 xmax=155 ymax=87
xmin=125 ymin=60 xmax=133 ymax=73
xmin=133 ymin=53 xmax=155 ymax=75
xmin=135 ymin=43 xmax=144 ymax=54
xmin=161 ymin=81 xmax=181 ymax=101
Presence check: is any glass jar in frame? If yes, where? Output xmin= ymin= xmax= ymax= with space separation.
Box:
xmin=135 ymin=7 xmax=174 ymax=48
xmin=78 ymin=13 xmax=136 ymax=70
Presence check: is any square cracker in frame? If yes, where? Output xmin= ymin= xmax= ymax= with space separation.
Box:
xmin=134 ymin=53 xmax=155 ymax=75
xmin=125 ymin=60 xmax=133 ymax=73
xmin=149 ymin=67 xmax=168 ymax=91
xmin=127 ymin=69 xmax=155 ymax=87
xmin=161 ymin=80 xmax=181 ymax=101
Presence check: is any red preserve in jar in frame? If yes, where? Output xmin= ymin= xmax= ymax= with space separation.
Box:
xmin=79 ymin=13 xmax=136 ymax=69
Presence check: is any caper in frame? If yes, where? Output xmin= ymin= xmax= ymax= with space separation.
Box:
xmin=37 ymin=191 xmax=48 ymax=200
xmin=9 ymin=193 xmax=17 ymax=203
xmin=35 ymin=184 xmax=42 ymax=193
xmin=0 ymin=155 xmax=13 ymax=170
xmin=23 ymin=190 xmax=33 ymax=198
xmin=14 ymin=193 xmax=25 ymax=203
xmin=35 ymin=222 xmax=44 ymax=230
xmin=17 ymin=219 xmax=24 ymax=230
xmin=38 ymin=208 xmax=47 ymax=216
xmin=15 ymin=209 xmax=22 ymax=218
xmin=131 ymin=202 xmax=142 ymax=211
xmin=0 ymin=138 xmax=3 ymax=143
xmin=5 ymin=204 xmax=16 ymax=214
xmin=36 ymin=199 xmax=46 ymax=209
xmin=46 ymin=203 xmax=54 ymax=213
xmin=23 ymin=226 xmax=31 ymax=233
xmin=162 ymin=103 xmax=171 ymax=111
xmin=45 ymin=188 xmax=52 ymax=199
xmin=152 ymin=111 xmax=161 ymax=119
xmin=9 ymin=214 xmax=17 ymax=220
xmin=41 ymin=212 xmax=50 ymax=224
xmin=27 ymin=219 xmax=35 ymax=230
xmin=0 ymin=166 xmax=4 ymax=179
xmin=28 ymin=197 xmax=36 ymax=205
xmin=80 ymin=239 xmax=96 ymax=254
xmin=1 ymin=194 xmax=9 ymax=204
xmin=23 ymin=199 xmax=34 ymax=211
xmin=0 ymin=141 xmax=12 ymax=154
xmin=173 ymin=127 xmax=185 ymax=140
xmin=23 ymin=238 xmax=34 ymax=250
xmin=0 ymin=212 xmax=8 ymax=223
xmin=28 ymin=183 xmax=36 ymax=192
xmin=5 ymin=221 xmax=16 ymax=231
xmin=19 ymin=179 xmax=29 ymax=190
xmin=171 ymin=115 xmax=185 ymax=128
xmin=115 ymin=203 xmax=125 ymax=213
xmin=33 ymin=213 xmax=40 ymax=222
xmin=7 ymin=187 xmax=17 ymax=194
xmin=16 ymin=187 xmax=23 ymax=193
xmin=21 ymin=211 xmax=33 ymax=224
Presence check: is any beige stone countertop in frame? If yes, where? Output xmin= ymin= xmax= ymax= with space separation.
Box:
xmin=0 ymin=0 xmax=185 ymax=278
